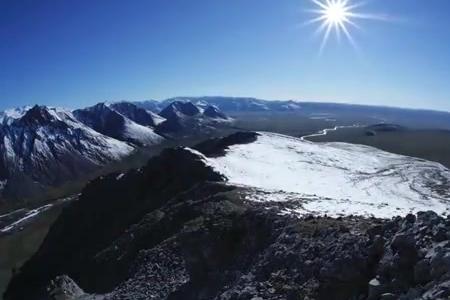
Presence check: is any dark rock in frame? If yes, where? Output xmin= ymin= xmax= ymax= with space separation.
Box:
xmin=430 ymin=252 xmax=450 ymax=278
xmin=194 ymin=132 xmax=259 ymax=157
xmin=405 ymin=213 xmax=416 ymax=224
xmin=391 ymin=233 xmax=418 ymax=267
xmin=4 ymin=146 xmax=225 ymax=300
xmin=417 ymin=211 xmax=440 ymax=225
xmin=367 ymin=225 xmax=384 ymax=239
xmin=414 ymin=259 xmax=431 ymax=284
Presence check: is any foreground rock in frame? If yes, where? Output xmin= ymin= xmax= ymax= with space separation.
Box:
xmin=5 ymin=133 xmax=450 ymax=300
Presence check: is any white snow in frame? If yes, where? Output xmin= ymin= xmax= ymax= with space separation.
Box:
xmin=0 ymin=106 xmax=135 ymax=169
xmin=47 ymin=109 xmax=135 ymax=162
xmin=207 ymin=132 xmax=450 ymax=218
xmin=122 ymin=119 xmax=164 ymax=146
xmin=0 ymin=106 xmax=32 ymax=124
xmin=0 ymin=204 xmax=53 ymax=233
xmin=146 ymin=110 xmax=166 ymax=125
xmin=0 ymin=195 xmax=78 ymax=233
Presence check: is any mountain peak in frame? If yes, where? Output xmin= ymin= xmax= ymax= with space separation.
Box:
xmin=203 ymin=105 xmax=227 ymax=119
xmin=86 ymin=102 xmax=112 ymax=112
xmin=73 ymin=102 xmax=164 ymax=146
xmin=18 ymin=105 xmax=62 ymax=126
xmin=159 ymin=101 xmax=201 ymax=120
xmin=110 ymin=102 xmax=164 ymax=127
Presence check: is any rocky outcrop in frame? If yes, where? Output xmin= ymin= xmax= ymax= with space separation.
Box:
xmin=367 ymin=211 xmax=450 ymax=299
xmin=194 ymin=131 xmax=259 ymax=156
xmin=47 ymin=275 xmax=86 ymax=300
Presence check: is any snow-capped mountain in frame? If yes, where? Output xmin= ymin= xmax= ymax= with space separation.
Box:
xmin=133 ymin=97 xmax=299 ymax=114
xmin=156 ymin=100 xmax=232 ymax=136
xmin=0 ymin=101 xmax=233 ymax=208
xmin=159 ymin=101 xmax=202 ymax=119
xmin=109 ymin=102 xmax=165 ymax=127
xmin=0 ymin=106 xmax=32 ymax=125
xmin=133 ymin=97 xmax=450 ymax=130
xmin=162 ymin=97 xmax=274 ymax=112
xmin=131 ymin=99 xmax=163 ymax=113
xmin=203 ymin=105 xmax=228 ymax=119
xmin=0 ymin=105 xmax=134 ymax=202
xmin=205 ymin=132 xmax=450 ymax=218
xmin=73 ymin=103 xmax=164 ymax=146
xmin=160 ymin=97 xmax=304 ymax=113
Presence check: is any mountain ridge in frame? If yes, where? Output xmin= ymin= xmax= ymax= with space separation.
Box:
xmin=0 ymin=105 xmax=134 ymax=208
xmin=5 ymin=131 xmax=450 ymax=300
xmin=0 ymin=101 xmax=231 ymax=210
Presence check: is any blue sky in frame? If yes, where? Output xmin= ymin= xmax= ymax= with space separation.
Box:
xmin=1 ymin=0 xmax=450 ymax=111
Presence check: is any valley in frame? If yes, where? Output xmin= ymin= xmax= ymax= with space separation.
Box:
xmin=305 ymin=125 xmax=450 ymax=169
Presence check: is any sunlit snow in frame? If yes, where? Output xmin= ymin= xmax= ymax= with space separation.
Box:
xmin=208 ymin=132 xmax=450 ymax=218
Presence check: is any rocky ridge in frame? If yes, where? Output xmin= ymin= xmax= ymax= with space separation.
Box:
xmin=4 ymin=133 xmax=450 ymax=300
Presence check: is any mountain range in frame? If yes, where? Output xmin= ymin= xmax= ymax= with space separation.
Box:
xmin=136 ymin=97 xmax=450 ymax=129
xmin=0 ymin=100 xmax=230 ymax=210
xmin=2 ymin=96 xmax=450 ymax=212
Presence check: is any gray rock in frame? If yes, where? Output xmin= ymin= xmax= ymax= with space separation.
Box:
xmin=47 ymin=275 xmax=85 ymax=300
xmin=432 ymin=223 xmax=448 ymax=242
xmin=430 ymin=252 xmax=450 ymax=278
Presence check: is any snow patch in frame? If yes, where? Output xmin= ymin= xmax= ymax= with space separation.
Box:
xmin=207 ymin=132 xmax=450 ymax=218
xmin=0 ymin=204 xmax=53 ymax=233
xmin=122 ymin=119 xmax=164 ymax=146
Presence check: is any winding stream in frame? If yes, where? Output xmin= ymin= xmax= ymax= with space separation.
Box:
xmin=300 ymin=124 xmax=363 ymax=141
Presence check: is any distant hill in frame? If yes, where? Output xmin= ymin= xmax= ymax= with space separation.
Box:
xmin=134 ymin=97 xmax=450 ymax=130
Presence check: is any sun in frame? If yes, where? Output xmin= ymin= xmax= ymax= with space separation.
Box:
xmin=306 ymin=0 xmax=376 ymax=53
xmin=324 ymin=1 xmax=348 ymax=24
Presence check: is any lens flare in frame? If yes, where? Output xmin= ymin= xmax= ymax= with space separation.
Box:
xmin=306 ymin=0 xmax=384 ymax=53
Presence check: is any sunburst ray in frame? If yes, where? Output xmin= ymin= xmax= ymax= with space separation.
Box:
xmin=306 ymin=0 xmax=384 ymax=52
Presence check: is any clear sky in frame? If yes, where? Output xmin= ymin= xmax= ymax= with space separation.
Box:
xmin=1 ymin=0 xmax=450 ymax=111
